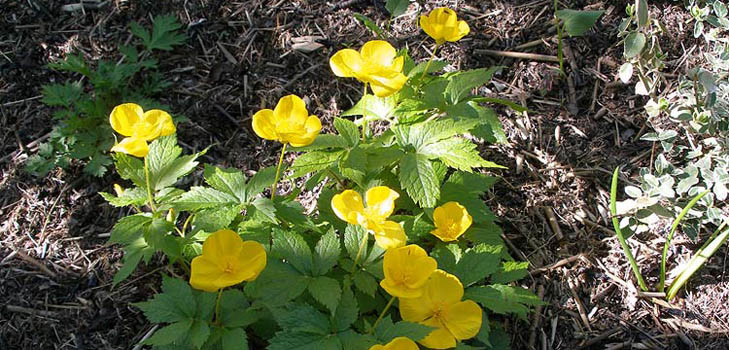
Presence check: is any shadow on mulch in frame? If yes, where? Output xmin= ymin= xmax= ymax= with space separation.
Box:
xmin=1 ymin=0 xmax=728 ymax=349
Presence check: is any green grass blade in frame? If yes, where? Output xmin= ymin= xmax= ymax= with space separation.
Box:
xmin=610 ymin=167 xmax=648 ymax=291
xmin=658 ymin=190 xmax=709 ymax=291
xmin=666 ymin=222 xmax=729 ymax=300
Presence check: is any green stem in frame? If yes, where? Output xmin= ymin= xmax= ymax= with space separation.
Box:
xmin=554 ymin=0 xmax=564 ymax=75
xmin=271 ymin=143 xmax=288 ymax=200
xmin=214 ymin=288 xmax=223 ymax=325
xmin=350 ymin=232 xmax=369 ymax=274
xmin=362 ymin=83 xmax=368 ymax=141
xmin=143 ymin=156 xmax=156 ymax=212
xmin=327 ymin=169 xmax=346 ymax=189
xmin=419 ymin=44 xmax=440 ymax=81
xmin=370 ymin=296 xmax=395 ymax=333
xmin=658 ymin=190 xmax=709 ymax=291
xmin=610 ymin=167 xmax=648 ymax=291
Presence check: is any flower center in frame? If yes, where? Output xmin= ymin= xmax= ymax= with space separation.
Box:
xmin=223 ymin=261 xmax=235 ymax=274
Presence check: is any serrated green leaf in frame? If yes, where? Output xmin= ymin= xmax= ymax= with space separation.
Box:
xmin=278 ymin=304 xmax=332 ymax=335
xmin=308 ymin=276 xmax=342 ymax=314
xmin=189 ymin=319 xmax=211 ymax=349
xmin=203 ymin=165 xmax=248 ymax=203
xmin=420 ymin=137 xmax=504 ymax=172
xmin=399 ymin=153 xmax=439 ymax=207
xmin=353 ymin=271 xmax=378 ymax=297
xmin=244 ymin=259 xmax=309 ymax=307
xmin=135 ymin=276 xmax=196 ymax=323
xmin=445 ymin=67 xmax=502 ymax=105
xmin=114 ymin=153 xmax=146 ymax=187
xmin=41 ymin=82 xmax=82 ymax=107
xmin=340 ymin=146 xmax=367 ymax=185
xmin=219 ymin=290 xmax=257 ymax=328
xmin=333 ymin=285 xmax=358 ymax=331
xmin=136 ymin=14 xmax=186 ymax=51
xmin=440 ymin=172 xmax=499 ymax=224
xmin=144 ymin=319 xmax=193 ymax=346
xmin=454 ymin=243 xmax=503 ymax=287
xmin=245 ymin=166 xmax=277 ymax=202
xmin=250 ymin=197 xmax=277 ymax=224
xmin=374 ymin=316 xmax=434 ymax=343
xmin=466 ymin=284 xmax=544 ymax=320
xmin=290 ymin=150 xmax=345 ymax=179
xmin=221 ymin=328 xmax=248 ymax=350
xmin=170 ymin=187 xmax=238 ymax=211
xmin=338 ymin=329 xmax=377 ymax=349
xmin=110 ymin=214 xmax=152 ymax=245
xmin=314 ymin=229 xmax=340 ymax=275
xmin=490 ymin=261 xmax=530 ymax=284
xmin=385 ymin=0 xmax=409 ymax=17
xmin=113 ymin=237 xmax=154 ymax=285
xmin=272 ymin=228 xmax=313 ymax=275
xmin=292 ymin=134 xmax=350 ymax=152
xmin=100 ymin=187 xmax=147 ymax=207
xmin=191 ymin=206 xmax=240 ymax=233
xmin=334 ymin=117 xmax=360 ymax=147
xmin=268 ymin=331 xmax=341 ymax=350
xmin=342 ymin=95 xmax=397 ymax=124
xmin=344 ymin=224 xmax=369 ymax=261
xmin=393 ymin=119 xmax=479 ymax=151
xmin=407 ymin=60 xmax=448 ymax=78
xmin=147 ymin=135 xmax=200 ymax=191
xmin=556 ymin=9 xmax=603 ymax=37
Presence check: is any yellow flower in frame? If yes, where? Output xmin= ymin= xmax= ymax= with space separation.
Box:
xmin=252 ymin=95 xmax=322 ymax=147
xmin=420 ymin=7 xmax=470 ymax=45
xmin=109 ymin=103 xmax=176 ymax=157
xmin=330 ymin=40 xmax=408 ymax=97
xmin=399 ymin=270 xmax=482 ymax=349
xmin=380 ymin=244 xmax=437 ymax=298
xmin=331 ymin=186 xmax=407 ymax=250
xmin=189 ymin=229 xmax=267 ymax=292
xmin=430 ymin=201 xmax=472 ymax=242
xmin=369 ymin=337 xmax=419 ymax=350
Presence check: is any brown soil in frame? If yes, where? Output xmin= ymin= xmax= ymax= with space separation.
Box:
xmin=1 ymin=0 xmax=728 ymax=349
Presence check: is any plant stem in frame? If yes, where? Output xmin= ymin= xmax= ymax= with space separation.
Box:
xmin=143 ymin=156 xmax=157 ymax=212
xmin=214 ymin=288 xmax=223 ymax=325
xmin=419 ymin=44 xmax=440 ymax=81
xmin=271 ymin=143 xmax=288 ymax=200
xmin=327 ymin=169 xmax=346 ymax=189
xmin=554 ymin=0 xmax=565 ymax=75
xmin=362 ymin=83 xmax=368 ymax=141
xmin=350 ymin=231 xmax=369 ymax=274
xmin=610 ymin=167 xmax=648 ymax=291
xmin=658 ymin=190 xmax=709 ymax=291
xmin=370 ymin=296 xmax=395 ymax=333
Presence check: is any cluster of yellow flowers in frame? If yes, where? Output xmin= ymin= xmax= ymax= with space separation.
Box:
xmin=108 ymin=6 xmax=477 ymax=349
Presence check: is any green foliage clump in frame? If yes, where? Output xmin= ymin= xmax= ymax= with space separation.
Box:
xmin=27 ymin=14 xmax=186 ymax=177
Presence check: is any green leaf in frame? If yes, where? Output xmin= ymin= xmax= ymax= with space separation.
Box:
xmin=245 ymin=166 xmax=277 ymax=202
xmin=170 ymin=187 xmax=238 ymax=211
xmin=292 ymin=134 xmax=349 ymax=152
xmin=144 ymin=319 xmax=193 ymax=346
xmin=41 ymin=82 xmax=82 ymax=107
xmin=308 ymin=276 xmax=342 ymax=314
xmin=189 ymin=319 xmax=211 ymax=349
xmin=314 ymin=229 xmax=340 ymax=276
xmin=468 ymin=104 xmax=507 ymax=144
xmin=490 ymin=261 xmax=530 ymax=284
xmin=399 ymin=153 xmax=439 ymax=207
xmin=353 ymin=271 xmax=378 ymax=297
xmin=110 ymin=214 xmax=152 ymax=245
xmin=338 ymin=330 xmax=377 ymax=349
xmin=134 ymin=14 xmax=186 ymax=51
xmin=244 ymin=259 xmax=309 ymax=307
xmin=445 ymin=67 xmax=502 ymax=105
xmin=454 ymin=243 xmax=503 ymax=287
xmin=393 ymin=119 xmax=479 ymax=151
xmin=340 ymin=146 xmax=367 ymax=185
xmin=113 ymin=237 xmax=154 ymax=285
xmin=334 ymin=117 xmax=360 ymax=147
xmin=556 ymin=9 xmax=603 ymax=36
xmin=113 ymin=153 xmax=146 ymax=187
xmin=272 ymin=229 xmax=313 ymax=275
xmin=624 ymin=32 xmax=646 ymax=58
xmin=466 ymin=284 xmax=544 ymax=320
xmin=135 ymin=276 xmax=196 ymax=323
xmin=353 ymin=13 xmax=384 ymax=37
xmin=204 ymin=165 xmax=248 ymax=203
xmin=221 ymin=328 xmax=248 ymax=350
xmin=385 ymin=0 xmax=409 ymax=17
xmin=278 ymin=304 xmax=332 ymax=335
xmin=250 ymin=197 xmax=277 ymax=224
xmin=100 ymin=187 xmax=147 ymax=207
xmin=333 ymin=285 xmax=359 ymax=331
xmin=374 ymin=316 xmax=434 ymax=343
xmin=191 ymin=206 xmax=240 ymax=233
xmin=219 ymin=290 xmax=257 ymax=328
xmin=420 ymin=138 xmax=504 ymax=172
xmin=407 ymin=60 xmax=449 ymax=78
xmin=148 ymin=136 xmax=200 ymax=191
xmin=342 ymin=95 xmax=397 ymax=124
xmin=344 ymin=224 xmax=369 ymax=261
xmin=440 ymin=171 xmax=499 ymax=224
xmin=268 ymin=331 xmax=341 ymax=350
xmin=636 ymin=0 xmax=649 ymax=27
xmin=290 ymin=150 xmax=345 ymax=179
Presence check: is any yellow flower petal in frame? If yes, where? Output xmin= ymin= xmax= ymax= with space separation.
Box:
xmin=330 ymin=48 xmax=363 ymax=78
xmin=420 ymin=7 xmax=468 ymax=44
xmin=274 ymin=95 xmax=309 ymax=127
xmin=189 ymin=255 xmax=225 ymax=292
xmin=287 ymin=115 xmax=322 ymax=147
xmin=111 ymin=137 xmax=149 ymax=158
xmin=360 ymin=40 xmax=397 ymax=68
xmin=369 ymin=337 xmax=419 ymax=350
xmin=202 ymin=229 xmax=245 ymax=257
xmin=380 ymin=244 xmax=437 ymax=298
xmin=109 ymin=103 xmax=143 ymax=137
xmin=399 ymin=269 xmax=464 ymax=321
xmin=373 ymin=221 xmax=406 ymax=250
xmin=252 ymin=109 xmax=278 ymax=141
xmin=365 ymin=186 xmax=400 ymax=218
xmin=368 ymin=69 xmax=408 ymax=97
xmin=142 ymin=109 xmax=176 ymax=139
xmin=390 ymin=56 xmax=405 ymax=73
xmin=453 ymin=20 xmax=470 ymax=41
xmin=233 ymin=240 xmax=268 ymax=282
xmin=443 ymin=300 xmax=482 ymax=341
xmin=331 ymin=190 xmax=365 ymax=225
xmin=431 ymin=201 xmax=472 ymax=242
xmin=418 ymin=325 xmax=456 ymax=349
